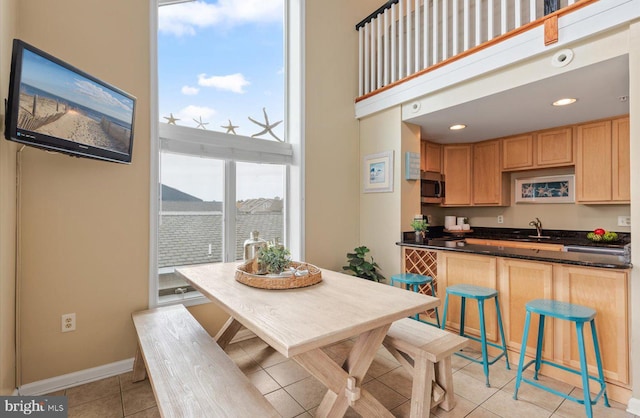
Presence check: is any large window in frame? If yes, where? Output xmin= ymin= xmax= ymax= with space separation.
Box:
xmin=153 ymin=0 xmax=300 ymax=303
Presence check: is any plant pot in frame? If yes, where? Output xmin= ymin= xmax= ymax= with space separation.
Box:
xmin=414 ymin=230 xmax=425 ymax=243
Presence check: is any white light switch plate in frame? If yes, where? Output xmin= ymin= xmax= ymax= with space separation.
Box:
xmin=617 ymin=216 xmax=631 ymax=227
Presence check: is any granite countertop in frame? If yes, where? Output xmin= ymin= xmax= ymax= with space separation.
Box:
xmin=398 ymin=227 xmax=632 ymax=269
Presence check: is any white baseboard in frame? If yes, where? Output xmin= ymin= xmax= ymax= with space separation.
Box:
xmin=18 ymin=358 xmax=134 ymax=396
xmin=628 ymin=397 xmax=640 ymax=416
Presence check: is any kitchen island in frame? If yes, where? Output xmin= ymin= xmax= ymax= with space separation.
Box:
xmin=397 ymin=234 xmax=632 ymax=403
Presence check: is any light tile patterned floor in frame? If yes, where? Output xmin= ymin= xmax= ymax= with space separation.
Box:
xmin=50 ymin=337 xmax=632 ymax=418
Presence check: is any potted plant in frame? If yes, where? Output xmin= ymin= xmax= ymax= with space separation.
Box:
xmin=257 ymin=241 xmax=291 ymax=275
xmin=342 ymin=246 xmax=385 ymax=282
xmin=410 ymin=219 xmax=429 ymax=242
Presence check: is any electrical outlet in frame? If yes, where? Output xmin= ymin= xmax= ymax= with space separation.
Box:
xmin=497 ymin=215 xmax=504 ymax=224
xmin=617 ymin=216 xmax=631 ymax=227
xmin=61 ymin=313 xmax=76 ymax=332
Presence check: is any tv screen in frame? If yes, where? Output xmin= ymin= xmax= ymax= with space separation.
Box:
xmin=4 ymin=39 xmax=136 ymax=164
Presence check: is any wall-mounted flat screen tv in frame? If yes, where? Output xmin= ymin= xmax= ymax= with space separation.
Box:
xmin=4 ymin=39 xmax=136 ymax=164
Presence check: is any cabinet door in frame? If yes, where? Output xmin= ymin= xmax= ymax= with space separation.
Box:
xmin=422 ymin=141 xmax=442 ymax=173
xmin=497 ymin=259 xmax=554 ymax=358
xmin=611 ymin=117 xmax=630 ymax=202
xmin=473 ymin=140 xmax=504 ymax=205
xmin=555 ymin=266 xmax=629 ymax=384
xmin=576 ymin=121 xmax=612 ymax=203
xmin=442 ymin=145 xmax=472 ymax=206
xmin=502 ymin=135 xmax=534 ymax=171
xmin=438 ymin=252 xmax=498 ymax=341
xmin=536 ymin=128 xmax=573 ymax=167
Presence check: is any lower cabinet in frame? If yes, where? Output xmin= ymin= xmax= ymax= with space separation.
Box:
xmin=430 ymin=249 xmax=630 ymax=399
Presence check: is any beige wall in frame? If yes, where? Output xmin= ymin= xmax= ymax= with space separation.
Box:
xmin=303 ymin=0 xmax=380 ymax=270
xmin=14 ymin=0 xmax=150 ymax=384
xmin=0 ymin=0 xmax=18 ymax=395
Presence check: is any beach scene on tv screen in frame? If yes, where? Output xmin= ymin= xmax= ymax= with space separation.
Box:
xmin=17 ymin=49 xmax=134 ymax=154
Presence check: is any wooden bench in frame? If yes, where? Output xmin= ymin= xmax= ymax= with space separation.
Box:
xmin=383 ymin=318 xmax=469 ymax=418
xmin=131 ymin=305 xmax=279 ymax=418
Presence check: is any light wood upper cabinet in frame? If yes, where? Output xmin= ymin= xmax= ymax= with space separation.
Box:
xmin=421 ymin=141 xmax=442 ymax=173
xmin=502 ymin=128 xmax=573 ymax=171
xmin=442 ymin=144 xmax=472 ymax=206
xmin=502 ymin=135 xmax=534 ymax=170
xmin=472 ymin=140 xmax=509 ymax=206
xmin=576 ymin=117 xmax=629 ymax=203
xmin=536 ymin=127 xmax=573 ymax=167
xmin=612 ymin=117 xmax=630 ymax=201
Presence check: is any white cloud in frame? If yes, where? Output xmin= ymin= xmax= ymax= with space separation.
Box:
xmin=197 ymin=73 xmax=249 ymax=94
xmin=159 ymin=0 xmax=283 ymax=37
xmin=176 ymin=105 xmax=217 ymax=126
xmin=181 ymin=85 xmax=200 ymax=95
xmin=74 ymin=79 xmax=132 ymax=112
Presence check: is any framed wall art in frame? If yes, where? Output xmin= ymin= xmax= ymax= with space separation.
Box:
xmin=515 ymin=175 xmax=575 ymax=203
xmin=363 ymin=151 xmax=394 ymax=193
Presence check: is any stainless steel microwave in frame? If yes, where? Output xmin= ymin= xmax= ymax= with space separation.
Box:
xmin=421 ymin=171 xmax=444 ymax=203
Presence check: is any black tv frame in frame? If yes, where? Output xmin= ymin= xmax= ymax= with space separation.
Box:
xmin=4 ymin=39 xmax=136 ymax=164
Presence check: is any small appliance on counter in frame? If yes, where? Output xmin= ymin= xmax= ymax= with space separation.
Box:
xmin=444 ymin=215 xmax=472 ymax=235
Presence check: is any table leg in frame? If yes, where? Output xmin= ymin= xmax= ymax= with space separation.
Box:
xmin=214 ymin=317 xmax=243 ymax=349
xmin=293 ymin=324 xmax=394 ymax=418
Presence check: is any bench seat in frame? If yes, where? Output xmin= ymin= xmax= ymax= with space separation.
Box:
xmin=383 ymin=318 xmax=469 ymax=417
xmin=132 ymin=305 xmax=279 ymax=418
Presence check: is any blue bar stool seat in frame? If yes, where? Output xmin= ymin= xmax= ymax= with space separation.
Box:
xmin=440 ymin=284 xmax=510 ymax=387
xmin=390 ymin=273 xmax=440 ymax=327
xmin=513 ymin=299 xmax=609 ymax=418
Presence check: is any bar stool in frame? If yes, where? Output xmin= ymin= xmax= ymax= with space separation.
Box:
xmin=390 ymin=273 xmax=440 ymax=327
xmin=440 ymin=284 xmax=510 ymax=387
xmin=513 ymin=299 xmax=609 ymax=418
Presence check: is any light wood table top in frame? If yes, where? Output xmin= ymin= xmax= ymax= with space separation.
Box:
xmin=177 ymin=261 xmax=440 ymax=417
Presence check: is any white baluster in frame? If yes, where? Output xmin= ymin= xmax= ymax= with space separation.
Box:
xmin=406 ymin=0 xmax=412 ymax=77
xmin=453 ymin=0 xmax=459 ymax=56
xmin=475 ymin=0 xmax=482 ymax=46
xmin=364 ymin=23 xmax=370 ymax=94
xmin=370 ymin=20 xmax=376 ymax=92
xmin=399 ymin=0 xmax=405 ymax=78
xmin=377 ymin=16 xmax=382 ymax=89
xmin=358 ymin=28 xmax=364 ymax=96
xmin=391 ymin=3 xmax=397 ymax=82
xmin=464 ymin=0 xmax=470 ymax=50
xmin=515 ymin=0 xmax=521 ymax=28
xmin=488 ymin=0 xmax=493 ymax=40
xmin=415 ymin=0 xmax=421 ymax=73
xmin=443 ymin=0 xmax=448 ymax=60
xmin=433 ymin=0 xmax=439 ymax=64
xmin=384 ymin=8 xmax=390 ymax=86
xmin=424 ymin=0 xmax=430 ymax=68
xmin=501 ymin=0 xmax=507 ymax=34
xmin=530 ymin=0 xmax=536 ymax=22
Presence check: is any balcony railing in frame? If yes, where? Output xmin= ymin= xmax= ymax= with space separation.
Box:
xmin=356 ymin=0 xmax=590 ymax=98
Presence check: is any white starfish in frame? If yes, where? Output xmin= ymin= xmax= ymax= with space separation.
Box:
xmin=163 ymin=113 xmax=179 ymax=125
xmin=193 ymin=116 xmax=209 ymax=130
xmin=248 ymin=108 xmax=283 ymax=142
xmin=221 ymin=119 xmax=239 ymax=135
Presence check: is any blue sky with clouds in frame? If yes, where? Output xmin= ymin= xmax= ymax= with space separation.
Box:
xmin=158 ymin=0 xmax=284 ymax=138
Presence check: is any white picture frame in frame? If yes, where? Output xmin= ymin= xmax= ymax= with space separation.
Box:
xmin=515 ymin=175 xmax=575 ymax=203
xmin=363 ymin=151 xmax=394 ymax=193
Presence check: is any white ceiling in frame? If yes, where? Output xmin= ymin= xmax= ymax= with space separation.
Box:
xmin=405 ymin=55 xmax=630 ymax=143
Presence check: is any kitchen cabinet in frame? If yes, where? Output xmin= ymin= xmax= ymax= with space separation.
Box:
xmin=472 ymin=140 xmax=509 ymax=206
xmin=497 ymin=259 xmax=554 ymax=359
xmin=442 ymin=144 xmax=472 ymax=206
xmin=555 ymin=265 xmax=629 ymax=384
xmin=464 ymin=238 xmax=564 ymax=252
xmin=437 ymin=252 xmax=498 ymax=341
xmin=421 ymin=140 xmax=442 ymax=173
xmin=502 ymin=127 xmax=573 ymax=171
xmin=576 ymin=117 xmax=630 ymax=203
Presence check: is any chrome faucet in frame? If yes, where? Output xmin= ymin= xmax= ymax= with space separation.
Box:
xmin=529 ymin=218 xmax=543 ymax=237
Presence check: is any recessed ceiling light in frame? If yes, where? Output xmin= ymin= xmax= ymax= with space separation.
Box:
xmin=449 ymin=124 xmax=466 ymax=130
xmin=552 ymin=98 xmax=577 ymax=106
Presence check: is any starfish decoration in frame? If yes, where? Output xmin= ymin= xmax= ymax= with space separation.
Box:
xmin=193 ymin=116 xmax=209 ymax=130
xmin=163 ymin=113 xmax=179 ymax=125
xmin=221 ymin=119 xmax=239 ymax=135
xmin=248 ymin=108 xmax=283 ymax=142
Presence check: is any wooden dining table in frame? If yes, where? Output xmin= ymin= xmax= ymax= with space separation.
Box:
xmin=176 ymin=261 xmax=440 ymax=417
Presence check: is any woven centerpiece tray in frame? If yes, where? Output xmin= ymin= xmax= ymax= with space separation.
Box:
xmin=235 ymin=261 xmax=322 ymax=289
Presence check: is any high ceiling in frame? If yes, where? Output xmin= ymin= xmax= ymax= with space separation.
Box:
xmin=405 ymin=55 xmax=629 ymax=143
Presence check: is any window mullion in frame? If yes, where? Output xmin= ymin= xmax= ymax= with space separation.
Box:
xmin=223 ymin=160 xmax=237 ymax=262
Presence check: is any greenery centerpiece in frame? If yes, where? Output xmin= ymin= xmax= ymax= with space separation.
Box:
xmin=410 ymin=219 xmax=429 ymax=242
xmin=257 ymin=240 xmax=291 ymax=275
xmin=342 ymin=246 xmax=385 ymax=282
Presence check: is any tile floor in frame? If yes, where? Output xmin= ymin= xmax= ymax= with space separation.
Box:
xmin=50 ymin=336 xmax=633 ymax=418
